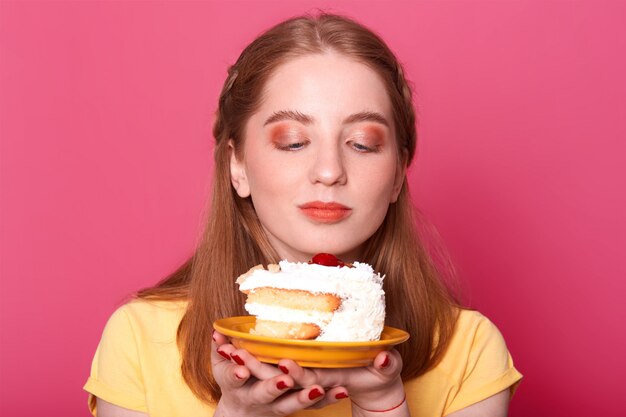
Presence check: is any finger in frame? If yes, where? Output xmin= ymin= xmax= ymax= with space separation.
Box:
xmin=370 ymin=349 xmax=403 ymax=378
xmin=305 ymin=386 xmax=349 ymax=409
xmin=277 ymin=359 xmax=314 ymax=387
xmin=211 ymin=333 xmax=232 ymax=365
xmin=278 ymin=359 xmax=343 ymax=388
xmin=230 ymin=348 xmax=283 ymax=380
xmin=210 ymin=337 xmax=251 ymax=387
xmin=229 ymin=365 xmax=251 ymax=388
xmin=247 ymin=374 xmax=295 ymax=404
xmin=211 ymin=340 xmax=237 ymax=367
xmin=212 ymin=330 xmax=230 ymax=346
xmin=271 ymin=385 xmax=326 ymax=415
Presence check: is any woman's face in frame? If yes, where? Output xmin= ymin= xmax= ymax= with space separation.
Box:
xmin=230 ymin=52 xmax=405 ymax=262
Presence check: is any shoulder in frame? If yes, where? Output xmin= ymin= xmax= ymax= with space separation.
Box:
xmin=86 ymin=300 xmax=189 ymax=414
xmin=453 ymin=308 xmax=508 ymax=348
xmin=439 ymin=309 xmax=511 ymax=372
xmin=120 ymin=298 xmax=188 ymax=320
xmin=415 ymin=309 xmax=522 ymax=415
xmin=403 ymin=309 xmax=521 ymax=416
xmin=454 ymin=309 xmax=503 ymax=342
xmin=455 ymin=308 xmax=496 ymax=329
xmin=442 ymin=309 xmax=522 ymax=403
xmin=104 ymin=299 xmax=188 ymax=344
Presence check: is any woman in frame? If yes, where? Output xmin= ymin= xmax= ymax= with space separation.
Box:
xmin=84 ymin=13 xmax=522 ymax=417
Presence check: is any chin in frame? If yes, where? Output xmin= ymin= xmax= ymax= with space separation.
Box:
xmin=295 ymin=242 xmax=364 ymax=261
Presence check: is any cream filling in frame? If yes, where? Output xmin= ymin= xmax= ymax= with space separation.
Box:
xmin=245 ymin=303 xmax=334 ymax=327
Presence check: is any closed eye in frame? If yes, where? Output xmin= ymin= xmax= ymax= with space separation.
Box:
xmin=349 ymin=141 xmax=380 ymax=153
xmin=275 ymin=141 xmax=308 ymax=151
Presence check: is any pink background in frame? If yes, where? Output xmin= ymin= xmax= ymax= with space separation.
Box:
xmin=1 ymin=1 xmax=625 ymax=416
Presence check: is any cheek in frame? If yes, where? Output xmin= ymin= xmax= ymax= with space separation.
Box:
xmin=245 ymin=158 xmax=300 ymax=198
xmin=358 ymin=160 xmax=399 ymax=198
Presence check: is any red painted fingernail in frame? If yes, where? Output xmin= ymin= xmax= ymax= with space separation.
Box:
xmin=277 ymin=380 xmax=287 ymax=390
xmin=279 ymin=365 xmax=289 ymax=374
xmin=309 ymin=388 xmax=323 ymax=400
xmin=335 ymin=392 xmax=349 ymax=399
xmin=217 ymin=349 xmax=230 ymax=360
xmin=381 ymin=354 xmax=390 ymax=368
xmin=231 ymin=354 xmax=245 ymax=366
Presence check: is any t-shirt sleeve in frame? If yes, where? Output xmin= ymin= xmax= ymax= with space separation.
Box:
xmin=444 ymin=313 xmax=523 ymax=415
xmin=83 ymin=305 xmax=148 ymax=415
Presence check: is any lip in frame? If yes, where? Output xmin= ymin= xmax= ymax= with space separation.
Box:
xmin=298 ymin=201 xmax=352 ymax=223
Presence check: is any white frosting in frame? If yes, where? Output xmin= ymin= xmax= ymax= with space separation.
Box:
xmin=238 ymin=260 xmax=386 ymax=341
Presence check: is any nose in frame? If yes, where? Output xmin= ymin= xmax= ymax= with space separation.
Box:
xmin=309 ymin=142 xmax=347 ymax=186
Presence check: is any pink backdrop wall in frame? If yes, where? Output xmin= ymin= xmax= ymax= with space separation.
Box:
xmin=1 ymin=1 xmax=625 ymax=416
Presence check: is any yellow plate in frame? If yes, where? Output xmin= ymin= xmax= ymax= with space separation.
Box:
xmin=213 ymin=316 xmax=410 ymax=368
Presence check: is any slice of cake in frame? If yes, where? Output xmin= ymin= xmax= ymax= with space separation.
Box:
xmin=236 ymin=253 xmax=385 ymax=341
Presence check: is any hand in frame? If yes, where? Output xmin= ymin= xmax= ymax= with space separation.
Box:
xmin=211 ymin=331 xmax=349 ymax=416
xmin=277 ymin=349 xmax=406 ymax=412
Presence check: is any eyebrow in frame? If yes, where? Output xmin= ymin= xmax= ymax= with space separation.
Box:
xmin=264 ymin=110 xmax=313 ymax=126
xmin=263 ymin=110 xmax=390 ymax=127
xmin=343 ymin=111 xmax=390 ymax=127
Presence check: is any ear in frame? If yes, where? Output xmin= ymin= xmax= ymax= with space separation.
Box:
xmin=390 ymin=148 xmax=408 ymax=203
xmin=228 ymin=140 xmax=251 ymax=198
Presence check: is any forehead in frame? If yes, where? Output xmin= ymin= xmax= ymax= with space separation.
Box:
xmin=256 ymin=52 xmax=393 ymax=123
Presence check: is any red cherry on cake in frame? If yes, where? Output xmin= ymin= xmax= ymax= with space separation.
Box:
xmin=311 ymin=253 xmax=344 ymax=267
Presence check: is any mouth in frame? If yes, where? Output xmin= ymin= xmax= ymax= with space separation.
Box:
xmin=298 ymin=201 xmax=352 ymax=224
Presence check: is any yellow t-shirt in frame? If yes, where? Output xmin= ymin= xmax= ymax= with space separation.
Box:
xmin=84 ymin=300 xmax=522 ymax=417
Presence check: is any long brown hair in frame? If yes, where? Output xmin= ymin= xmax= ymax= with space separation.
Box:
xmin=138 ymin=12 xmax=459 ymax=404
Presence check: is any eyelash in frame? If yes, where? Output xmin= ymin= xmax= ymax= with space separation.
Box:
xmin=274 ymin=140 xmax=308 ymax=151
xmin=350 ymin=141 xmax=380 ymax=153
xmin=273 ymin=138 xmax=381 ymax=153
